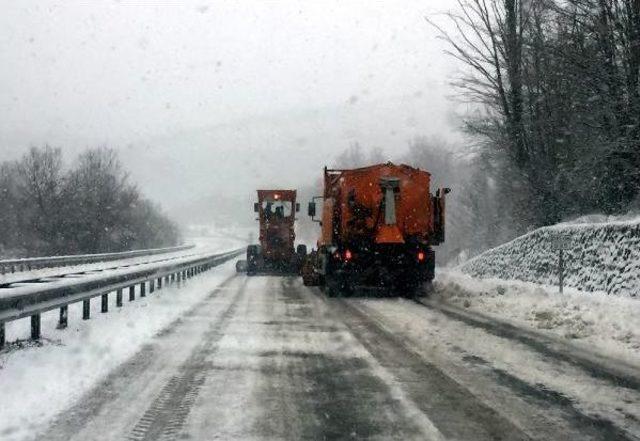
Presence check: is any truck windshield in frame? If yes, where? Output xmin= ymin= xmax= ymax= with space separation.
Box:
xmin=262 ymin=200 xmax=293 ymax=218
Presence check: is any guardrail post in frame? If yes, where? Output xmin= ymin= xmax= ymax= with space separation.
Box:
xmin=559 ymin=249 xmax=565 ymax=294
xmin=140 ymin=282 xmax=146 ymax=297
xmin=157 ymin=277 xmax=162 ymax=289
xmin=101 ymin=293 xmax=109 ymax=313
xmin=31 ymin=314 xmax=41 ymax=340
xmin=150 ymin=279 xmax=155 ymax=293
xmin=58 ymin=306 xmax=68 ymax=329
xmin=116 ymin=289 xmax=123 ymax=307
xmin=0 ymin=322 xmax=5 ymax=348
xmin=83 ymin=300 xmax=90 ymax=320
xmin=129 ymin=286 xmax=135 ymax=301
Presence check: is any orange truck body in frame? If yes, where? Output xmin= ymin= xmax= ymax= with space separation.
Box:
xmin=244 ymin=189 xmax=306 ymax=275
xmin=256 ymin=189 xmax=297 ymax=262
xmin=306 ymin=162 xmax=448 ymax=294
xmin=319 ymin=163 xmax=441 ymax=247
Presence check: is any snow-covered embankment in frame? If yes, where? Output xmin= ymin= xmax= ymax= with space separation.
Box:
xmin=435 ymin=219 xmax=640 ymax=365
xmin=459 ymin=219 xmax=640 ymax=297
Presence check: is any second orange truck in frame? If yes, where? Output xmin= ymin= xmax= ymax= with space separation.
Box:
xmin=303 ymin=162 xmax=449 ymax=296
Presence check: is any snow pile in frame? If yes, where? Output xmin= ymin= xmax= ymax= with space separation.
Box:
xmin=435 ymin=270 xmax=640 ymax=366
xmin=459 ymin=218 xmax=640 ymax=297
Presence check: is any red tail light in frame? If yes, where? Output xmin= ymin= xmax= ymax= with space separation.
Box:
xmin=344 ymin=249 xmax=353 ymax=260
xmin=417 ymin=251 xmax=426 ymax=262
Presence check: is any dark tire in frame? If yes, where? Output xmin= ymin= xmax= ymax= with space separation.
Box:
xmin=247 ymin=245 xmax=260 ymax=276
xmin=400 ymin=283 xmax=420 ymax=298
xmin=425 ymin=249 xmax=436 ymax=282
xmin=326 ymin=276 xmax=351 ymax=298
xmin=235 ymin=260 xmax=248 ymax=273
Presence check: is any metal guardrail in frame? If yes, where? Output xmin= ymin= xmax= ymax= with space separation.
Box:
xmin=0 ymin=248 xmax=243 ymax=349
xmin=0 ymin=244 xmax=196 ymax=275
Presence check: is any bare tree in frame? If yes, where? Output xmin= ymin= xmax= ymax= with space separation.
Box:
xmin=0 ymin=146 xmax=181 ymax=257
xmin=15 ymin=146 xmax=65 ymax=254
xmin=430 ymin=0 xmax=640 ymax=226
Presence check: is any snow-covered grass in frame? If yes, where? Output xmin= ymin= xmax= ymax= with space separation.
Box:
xmin=0 ymin=260 xmax=237 ymax=441
xmin=188 ymin=232 xmax=248 ymax=253
xmin=0 ymin=233 xmax=243 ymax=286
xmin=0 ymin=249 xmax=204 ymax=287
xmin=459 ymin=218 xmax=640 ymax=297
xmin=435 ymin=269 xmax=640 ymax=366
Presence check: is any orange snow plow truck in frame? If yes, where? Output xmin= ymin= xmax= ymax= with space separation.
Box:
xmin=303 ymin=163 xmax=449 ymax=296
xmin=237 ymin=189 xmax=307 ymax=275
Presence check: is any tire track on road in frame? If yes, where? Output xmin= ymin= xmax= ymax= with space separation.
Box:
xmin=128 ymin=277 xmax=248 ymax=441
xmin=328 ymin=296 xmax=533 ymax=441
xmin=415 ymin=297 xmax=640 ymax=391
xmin=342 ymin=297 xmax=638 ymax=441
xmin=38 ymin=274 xmax=240 ymax=441
xmin=251 ymin=277 xmax=437 ymax=440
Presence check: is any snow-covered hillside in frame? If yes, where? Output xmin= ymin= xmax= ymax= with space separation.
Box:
xmin=459 ymin=218 xmax=640 ymax=297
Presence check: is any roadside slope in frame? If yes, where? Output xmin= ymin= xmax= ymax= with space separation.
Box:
xmin=459 ymin=218 xmax=640 ymax=297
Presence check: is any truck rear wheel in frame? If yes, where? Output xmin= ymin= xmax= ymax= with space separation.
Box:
xmin=325 ymin=276 xmax=351 ymax=297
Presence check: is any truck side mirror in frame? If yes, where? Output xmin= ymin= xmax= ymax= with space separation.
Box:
xmin=296 ymin=203 xmax=300 ymax=212
xmin=308 ymin=202 xmax=316 ymax=217
xmin=254 ymin=202 xmax=259 ymax=213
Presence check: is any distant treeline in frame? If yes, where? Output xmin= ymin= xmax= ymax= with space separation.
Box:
xmin=431 ymin=0 xmax=640 ymax=227
xmin=0 ymin=146 xmax=181 ymax=258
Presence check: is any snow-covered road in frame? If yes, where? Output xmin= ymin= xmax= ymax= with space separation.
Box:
xmin=5 ymin=274 xmax=640 ymax=440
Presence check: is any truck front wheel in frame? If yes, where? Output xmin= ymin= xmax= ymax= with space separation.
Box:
xmin=246 ymin=244 xmax=260 ymax=275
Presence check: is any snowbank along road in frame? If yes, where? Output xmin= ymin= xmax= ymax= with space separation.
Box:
xmin=16 ymin=272 xmax=639 ymax=441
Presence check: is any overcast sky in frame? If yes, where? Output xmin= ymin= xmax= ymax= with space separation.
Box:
xmin=0 ymin=0 xmax=465 ymax=219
